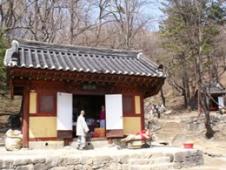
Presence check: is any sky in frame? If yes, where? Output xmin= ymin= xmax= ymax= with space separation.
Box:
xmin=144 ymin=0 xmax=166 ymax=31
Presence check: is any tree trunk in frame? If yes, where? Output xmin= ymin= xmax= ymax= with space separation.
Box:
xmin=197 ymin=42 xmax=214 ymax=138
xmin=160 ymin=87 xmax=166 ymax=107
xmin=181 ymin=54 xmax=190 ymax=108
xmin=182 ymin=77 xmax=188 ymax=108
xmin=197 ymin=55 xmax=214 ymax=138
xmin=185 ymin=73 xmax=190 ymax=105
xmin=202 ymin=92 xmax=214 ymax=138
xmin=195 ymin=4 xmax=214 ymax=138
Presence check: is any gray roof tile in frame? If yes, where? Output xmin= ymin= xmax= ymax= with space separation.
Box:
xmin=205 ymin=81 xmax=226 ymax=94
xmin=4 ymin=40 xmax=166 ymax=78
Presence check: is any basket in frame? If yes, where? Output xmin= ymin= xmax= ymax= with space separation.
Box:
xmin=93 ymin=128 xmax=105 ymax=137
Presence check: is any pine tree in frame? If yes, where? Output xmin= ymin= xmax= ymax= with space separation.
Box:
xmin=160 ymin=0 xmax=226 ymax=138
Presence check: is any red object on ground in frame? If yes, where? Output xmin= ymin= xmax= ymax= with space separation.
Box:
xmin=136 ymin=130 xmax=150 ymax=140
xmin=183 ymin=143 xmax=193 ymax=149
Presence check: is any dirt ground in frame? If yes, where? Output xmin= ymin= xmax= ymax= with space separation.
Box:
xmin=144 ymin=81 xmax=226 ymax=169
xmin=153 ymin=111 xmax=226 ymax=170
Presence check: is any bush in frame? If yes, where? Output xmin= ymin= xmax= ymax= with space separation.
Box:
xmin=0 ymin=36 xmax=9 ymax=94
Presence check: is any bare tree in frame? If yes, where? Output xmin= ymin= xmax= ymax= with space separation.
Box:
xmin=107 ymin=0 xmax=152 ymax=49
xmin=0 ymin=0 xmax=30 ymax=37
xmin=161 ymin=0 xmax=226 ymax=138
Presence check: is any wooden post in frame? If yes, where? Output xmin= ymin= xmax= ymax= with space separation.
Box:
xmin=22 ymin=87 xmax=29 ymax=148
xmin=141 ymin=95 xmax=145 ymax=130
xmin=9 ymin=79 xmax=14 ymax=100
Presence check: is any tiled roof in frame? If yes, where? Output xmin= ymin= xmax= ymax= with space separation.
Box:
xmin=205 ymin=81 xmax=226 ymax=94
xmin=4 ymin=40 xmax=166 ymax=77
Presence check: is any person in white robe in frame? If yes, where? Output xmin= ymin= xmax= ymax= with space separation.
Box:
xmin=76 ymin=110 xmax=89 ymax=149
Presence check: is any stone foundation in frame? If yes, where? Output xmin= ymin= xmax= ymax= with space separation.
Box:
xmin=0 ymin=147 xmax=203 ymax=170
xmin=29 ymin=141 xmax=64 ymax=149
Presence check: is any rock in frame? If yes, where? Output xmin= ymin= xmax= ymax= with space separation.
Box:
xmin=80 ymin=156 xmax=93 ymax=165
xmin=93 ymin=155 xmax=112 ymax=164
xmin=129 ymin=157 xmax=170 ymax=165
xmin=74 ymin=165 xmax=83 ymax=170
xmin=31 ymin=158 xmax=45 ymax=164
xmin=107 ymin=163 xmax=121 ymax=170
xmin=1 ymin=160 xmax=14 ymax=169
xmin=49 ymin=166 xmax=74 ymax=170
xmin=118 ymin=155 xmax=129 ymax=164
xmin=80 ymin=165 xmax=92 ymax=170
xmin=15 ymin=164 xmax=34 ymax=170
xmin=61 ymin=157 xmax=80 ymax=166
xmin=46 ymin=157 xmax=62 ymax=169
xmin=34 ymin=163 xmax=47 ymax=170
xmin=14 ymin=159 xmax=32 ymax=166
xmin=173 ymin=150 xmax=204 ymax=167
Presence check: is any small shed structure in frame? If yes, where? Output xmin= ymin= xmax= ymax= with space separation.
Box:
xmin=206 ymin=81 xmax=226 ymax=111
xmin=4 ymin=40 xmax=166 ymax=147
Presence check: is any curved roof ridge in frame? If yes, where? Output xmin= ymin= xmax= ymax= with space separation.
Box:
xmin=16 ymin=39 xmax=141 ymax=58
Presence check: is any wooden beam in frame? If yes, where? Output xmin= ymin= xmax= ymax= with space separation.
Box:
xmin=8 ymin=68 xmax=165 ymax=95
xmin=22 ymin=86 xmax=29 ymax=148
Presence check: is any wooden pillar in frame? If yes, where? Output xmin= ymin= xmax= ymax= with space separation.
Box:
xmin=22 ymin=87 xmax=29 ymax=148
xmin=141 ymin=95 xmax=145 ymax=130
xmin=9 ymin=79 xmax=14 ymax=99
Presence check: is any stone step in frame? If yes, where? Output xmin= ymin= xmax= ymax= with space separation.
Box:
xmin=183 ymin=166 xmax=226 ymax=170
xmin=129 ymin=157 xmax=171 ymax=165
xmin=91 ymin=139 xmax=110 ymax=148
xmin=29 ymin=141 xmax=64 ymax=149
xmin=129 ymin=163 xmax=174 ymax=170
xmin=70 ymin=139 xmax=110 ymax=149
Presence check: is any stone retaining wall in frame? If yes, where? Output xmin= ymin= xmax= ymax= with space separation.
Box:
xmin=0 ymin=148 xmax=203 ymax=170
xmin=185 ymin=113 xmax=226 ymax=140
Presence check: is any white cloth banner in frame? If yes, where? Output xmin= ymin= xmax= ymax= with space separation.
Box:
xmin=105 ymin=94 xmax=123 ymax=130
xmin=218 ymin=96 xmax=224 ymax=109
xmin=57 ymin=92 xmax=73 ymax=130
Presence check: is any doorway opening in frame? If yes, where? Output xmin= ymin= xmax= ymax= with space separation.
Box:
xmin=72 ymin=95 xmax=105 ymax=138
xmin=209 ymin=95 xmax=219 ymax=111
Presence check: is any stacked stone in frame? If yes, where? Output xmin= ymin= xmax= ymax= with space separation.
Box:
xmin=185 ymin=113 xmax=226 ymax=139
xmin=0 ymin=149 xmax=203 ymax=170
xmin=173 ymin=150 xmax=204 ymax=169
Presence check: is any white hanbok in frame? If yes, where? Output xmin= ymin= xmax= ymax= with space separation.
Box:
xmin=76 ymin=115 xmax=89 ymax=149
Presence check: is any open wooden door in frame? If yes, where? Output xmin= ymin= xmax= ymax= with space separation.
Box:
xmin=57 ymin=92 xmax=73 ymax=138
xmin=105 ymin=94 xmax=124 ymax=137
xmin=218 ymin=96 xmax=224 ymax=109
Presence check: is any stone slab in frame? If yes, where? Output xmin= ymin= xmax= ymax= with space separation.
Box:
xmin=0 ymin=146 xmax=203 ymax=169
